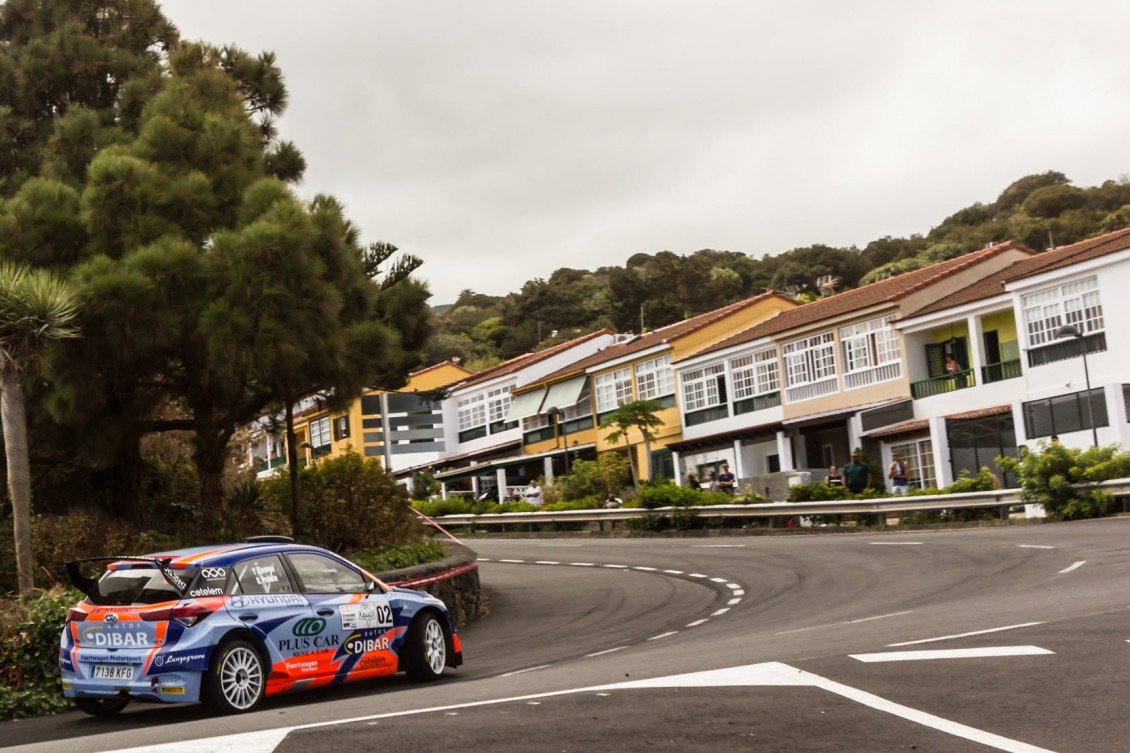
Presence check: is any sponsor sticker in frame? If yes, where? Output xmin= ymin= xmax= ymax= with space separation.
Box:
xmin=153 ymin=652 xmax=206 ymax=668
xmin=189 ymin=587 xmax=224 ymax=598
xmin=200 ymin=567 xmax=226 ymax=579
xmin=292 ymin=617 xmax=327 ymax=637
xmin=81 ymin=624 xmax=150 ymax=648
xmin=339 ymin=602 xmax=393 ymax=630
xmin=228 ymin=593 xmax=306 ymax=609
xmin=252 ymin=564 xmax=279 ymax=590
xmin=284 ymin=659 xmax=319 ymax=674
xmin=343 ymin=632 xmax=391 ymax=655
xmin=158 ymin=685 xmax=186 ymax=695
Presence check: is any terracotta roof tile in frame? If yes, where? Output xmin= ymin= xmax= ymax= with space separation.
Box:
xmin=534 ymin=291 xmax=795 ymax=383
xmin=864 ymin=418 xmax=930 ymax=438
xmin=445 ymin=328 xmax=614 ymax=390
xmin=907 ymin=226 xmax=1130 ymax=319
xmin=688 ymin=242 xmax=1029 ymax=360
xmin=945 ymin=404 xmax=1012 ymax=421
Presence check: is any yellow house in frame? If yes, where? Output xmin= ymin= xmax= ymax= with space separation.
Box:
xmin=291 ymin=360 xmax=473 ymax=472
xmin=513 ymin=292 xmax=798 ymax=482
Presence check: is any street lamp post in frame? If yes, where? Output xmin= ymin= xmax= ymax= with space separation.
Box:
xmin=1055 ymin=324 xmax=1099 ymax=447
xmin=545 ymin=406 xmax=569 ymax=475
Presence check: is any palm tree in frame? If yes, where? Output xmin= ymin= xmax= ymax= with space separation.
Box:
xmin=600 ymin=399 xmax=665 ymax=492
xmin=0 ymin=263 xmax=80 ymax=594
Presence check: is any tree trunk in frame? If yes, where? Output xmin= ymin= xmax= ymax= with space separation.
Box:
xmin=642 ymin=436 xmax=653 ymax=482
xmin=195 ymin=436 xmax=227 ymax=525
xmin=2 ymin=370 xmax=34 ymax=594
xmin=110 ymin=439 xmax=147 ymax=526
xmin=285 ymin=402 xmax=301 ymax=539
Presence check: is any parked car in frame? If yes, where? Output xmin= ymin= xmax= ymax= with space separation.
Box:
xmin=60 ymin=537 xmax=462 ymax=715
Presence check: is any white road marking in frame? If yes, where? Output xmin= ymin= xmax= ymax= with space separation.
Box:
xmin=848 ymin=610 xmax=913 ymax=624
xmin=105 ymin=662 xmax=1058 ymax=753
xmin=727 ymin=598 xmax=741 ymax=606
xmin=603 ymin=564 xmax=629 ymax=569
xmin=499 ymin=559 xmax=525 ymax=563
xmin=663 ymin=569 xmax=684 ymax=575
xmin=731 ymin=588 xmax=745 ymax=595
xmin=691 ymin=544 xmax=746 ymax=548
xmin=710 ymin=577 xmax=728 ymax=583
xmin=869 ymin=541 xmax=923 ymax=545
xmin=688 ymin=573 xmax=708 ymax=578
xmin=534 ymin=560 xmax=559 ymax=565
xmin=685 ymin=619 xmax=709 ymax=627
xmin=648 ymin=631 xmax=679 ymax=640
xmin=498 ymin=664 xmax=553 ymax=677
xmin=1018 ymin=544 xmax=1055 ymax=549
xmin=888 ymin=622 xmax=1046 ymax=647
xmin=633 ymin=566 xmax=657 ymax=571
xmin=851 ymin=646 xmax=1053 ymax=663
xmin=711 ymin=607 xmax=730 ymax=616
xmin=569 ymin=562 xmax=595 ymax=567
xmin=1058 ymin=560 xmax=1086 ymax=574
xmin=585 ymin=646 xmax=629 ymax=657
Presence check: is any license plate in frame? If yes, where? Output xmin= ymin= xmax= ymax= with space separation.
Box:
xmin=92 ymin=665 xmax=135 ymax=680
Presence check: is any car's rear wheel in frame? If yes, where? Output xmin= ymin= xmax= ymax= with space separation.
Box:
xmin=74 ymin=697 xmax=129 ymax=716
xmin=204 ymin=639 xmax=265 ymax=714
xmin=403 ymin=614 xmax=447 ymax=681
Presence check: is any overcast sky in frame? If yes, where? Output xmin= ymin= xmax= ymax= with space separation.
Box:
xmin=160 ymin=1 xmax=1130 ymax=304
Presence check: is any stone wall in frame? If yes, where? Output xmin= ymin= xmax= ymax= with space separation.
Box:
xmin=378 ymin=540 xmax=485 ymax=627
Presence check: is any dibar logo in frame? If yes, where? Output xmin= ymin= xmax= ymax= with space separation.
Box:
xmin=293 ymin=617 xmax=327 ymax=637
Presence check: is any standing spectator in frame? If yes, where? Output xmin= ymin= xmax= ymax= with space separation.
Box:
xmin=684 ymin=471 xmax=699 ymax=489
xmin=824 ymin=465 xmax=843 ymax=487
xmin=523 ymin=479 xmax=543 ymax=506
xmin=944 ymin=353 xmax=960 ymax=374
xmin=887 ymin=451 xmax=910 ymax=495
xmin=842 ymin=450 xmax=871 ymax=494
xmin=707 ymin=471 xmax=718 ymax=491
xmin=716 ymin=463 xmax=736 ymax=494
xmin=604 ymin=492 xmax=623 ymax=508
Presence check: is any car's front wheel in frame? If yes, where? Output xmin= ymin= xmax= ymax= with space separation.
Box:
xmin=403 ymin=614 xmax=447 ymax=681
xmin=204 ymin=639 xmax=266 ymax=714
xmin=74 ymin=697 xmax=129 ymax=716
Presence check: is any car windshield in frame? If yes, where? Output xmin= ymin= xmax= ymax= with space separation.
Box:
xmin=87 ymin=565 xmax=196 ymax=606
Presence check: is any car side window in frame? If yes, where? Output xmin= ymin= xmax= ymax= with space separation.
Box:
xmin=286 ymin=552 xmax=367 ymax=594
xmin=230 ymin=555 xmax=294 ymax=595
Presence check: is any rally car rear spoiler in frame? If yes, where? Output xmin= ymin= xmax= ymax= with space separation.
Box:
xmin=65 ymin=556 xmax=189 ymax=599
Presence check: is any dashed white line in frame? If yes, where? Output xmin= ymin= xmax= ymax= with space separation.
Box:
xmin=498 ymin=664 xmax=553 ymax=677
xmin=691 ymin=544 xmax=746 ymax=548
xmin=869 ymin=541 xmax=923 ymax=546
xmin=603 ymin=564 xmax=629 ymax=569
xmin=663 ymin=569 xmax=684 ymax=575
xmin=887 ymin=622 xmax=1045 ymax=647
xmin=685 ymin=619 xmax=709 ymax=627
xmin=1018 ymin=544 xmax=1055 ymax=549
xmin=848 ymin=611 xmax=913 ymax=624
xmin=1058 ymin=560 xmax=1086 ymax=574
xmin=648 ymin=631 xmax=679 ymax=641
xmin=727 ymin=598 xmax=741 ymax=606
xmin=711 ymin=607 xmax=730 ymax=616
xmin=852 ymin=646 xmax=1053 ymax=663
xmin=710 ymin=577 xmax=728 ymax=583
xmin=585 ymin=646 xmax=629 ymax=657
xmin=499 ymin=559 xmax=525 ymax=563
xmin=534 ymin=560 xmax=559 ymax=565
xmin=731 ymin=588 xmax=745 ymax=596
xmin=688 ymin=573 xmax=708 ymax=578
xmin=570 ymin=562 xmax=595 ymax=567
xmin=633 ymin=566 xmax=657 ymax=571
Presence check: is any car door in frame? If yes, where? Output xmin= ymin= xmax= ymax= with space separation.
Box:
xmin=223 ymin=554 xmax=320 ymax=686
xmin=284 ymin=552 xmax=399 ymax=683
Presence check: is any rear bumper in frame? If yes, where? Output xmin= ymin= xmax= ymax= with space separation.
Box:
xmin=62 ymin=670 xmax=203 ymax=704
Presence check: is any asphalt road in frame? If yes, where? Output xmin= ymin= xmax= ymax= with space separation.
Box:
xmin=5 ymin=518 xmax=1129 ymax=752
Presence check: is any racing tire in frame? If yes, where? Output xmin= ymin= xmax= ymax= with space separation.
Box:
xmin=74 ymin=697 xmax=129 ymax=716
xmin=203 ymin=639 xmax=266 ymax=714
xmin=403 ymin=614 xmax=447 ymax=682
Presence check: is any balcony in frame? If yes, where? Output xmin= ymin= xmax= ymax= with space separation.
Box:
xmin=734 ymin=391 xmax=781 ymax=415
xmin=981 ymin=359 xmax=1022 ymax=384
xmin=910 ymin=369 xmax=975 ymax=399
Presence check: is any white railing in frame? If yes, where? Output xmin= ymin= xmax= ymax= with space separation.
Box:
xmin=784 ymin=377 xmax=838 ymax=404
xmin=431 ymin=478 xmax=1130 ymax=528
xmin=843 ymin=362 xmax=901 ymax=390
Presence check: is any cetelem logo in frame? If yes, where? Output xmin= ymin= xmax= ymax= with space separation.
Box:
xmin=292 ymin=617 xmax=327 ymax=637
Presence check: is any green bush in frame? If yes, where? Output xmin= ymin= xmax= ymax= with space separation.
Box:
xmin=542 ymin=496 xmax=604 ymax=511
xmin=0 ymin=588 xmax=78 ymax=719
xmin=788 ymin=481 xmax=851 ymax=502
xmin=261 ymin=450 xmax=421 ymax=551
xmin=998 ymin=443 xmax=1125 ymax=521
xmin=942 ymin=467 xmax=1000 ymax=494
xmin=550 ymin=454 xmax=631 ymax=501
xmin=636 ymin=484 xmax=702 ymax=509
xmin=349 ymin=540 xmax=445 ymax=574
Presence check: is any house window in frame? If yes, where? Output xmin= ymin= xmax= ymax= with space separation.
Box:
xmin=332 ymin=415 xmax=350 ymax=441
xmin=840 ymin=316 xmax=901 ymax=389
xmin=732 ymin=349 xmax=779 ymax=400
xmin=487 ymin=386 xmax=513 ymax=426
xmin=1023 ymin=276 xmax=1103 ymax=348
xmin=1022 ymin=388 xmax=1108 ymax=438
xmin=457 ymin=394 xmax=487 ymax=432
xmin=888 ymin=439 xmax=936 ymax=490
xmin=635 ymin=355 xmax=674 ymax=400
xmin=563 ymin=384 xmax=593 ymax=422
xmin=782 ymin=331 xmax=837 ymax=402
xmin=309 ymin=417 xmax=331 ymax=449
xmin=682 ymin=363 xmax=727 ymax=412
xmin=595 ymin=367 xmax=632 ymax=413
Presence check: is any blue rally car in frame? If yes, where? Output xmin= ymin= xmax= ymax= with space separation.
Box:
xmin=61 ymin=537 xmax=462 ymax=715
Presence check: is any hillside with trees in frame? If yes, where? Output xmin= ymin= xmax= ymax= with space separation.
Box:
xmin=426 ymin=170 xmax=1130 ymax=369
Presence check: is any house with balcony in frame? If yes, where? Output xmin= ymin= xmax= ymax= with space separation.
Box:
xmin=248 ymin=360 xmax=473 ymax=479
xmin=420 ymin=329 xmax=618 ymax=500
xmin=511 ymin=292 xmax=799 ymax=486
xmin=666 ymin=242 xmax=1033 ymax=495
xmin=896 ymin=226 xmax=1130 ymax=486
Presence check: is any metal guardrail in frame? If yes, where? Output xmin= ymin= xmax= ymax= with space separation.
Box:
xmin=432 ymin=478 xmax=1130 ymax=528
